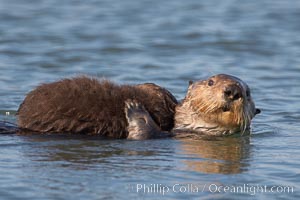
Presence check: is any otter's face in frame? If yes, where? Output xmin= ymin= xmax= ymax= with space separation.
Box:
xmin=185 ymin=74 xmax=260 ymax=135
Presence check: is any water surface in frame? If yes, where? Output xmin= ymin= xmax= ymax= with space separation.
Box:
xmin=0 ymin=0 xmax=299 ymax=199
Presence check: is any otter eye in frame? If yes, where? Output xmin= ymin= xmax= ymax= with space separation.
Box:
xmin=208 ymin=79 xmax=214 ymax=86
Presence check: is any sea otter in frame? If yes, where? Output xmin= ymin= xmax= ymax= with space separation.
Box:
xmin=15 ymin=74 xmax=260 ymax=139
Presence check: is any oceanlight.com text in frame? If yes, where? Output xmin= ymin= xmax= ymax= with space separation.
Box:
xmin=128 ymin=183 xmax=294 ymax=196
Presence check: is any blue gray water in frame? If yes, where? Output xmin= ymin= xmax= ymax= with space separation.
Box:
xmin=0 ymin=0 xmax=299 ymax=199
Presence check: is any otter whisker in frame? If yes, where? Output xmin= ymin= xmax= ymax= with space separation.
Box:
xmin=240 ymin=104 xmax=252 ymax=135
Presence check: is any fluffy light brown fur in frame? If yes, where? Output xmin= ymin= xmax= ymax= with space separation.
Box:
xmin=174 ymin=74 xmax=259 ymax=136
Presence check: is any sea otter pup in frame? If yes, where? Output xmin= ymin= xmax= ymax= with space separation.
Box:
xmin=17 ymin=74 xmax=260 ymax=139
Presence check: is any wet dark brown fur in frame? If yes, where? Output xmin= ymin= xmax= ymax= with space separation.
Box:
xmin=17 ymin=76 xmax=177 ymax=138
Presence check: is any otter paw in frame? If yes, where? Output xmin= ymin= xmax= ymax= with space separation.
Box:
xmin=124 ymin=99 xmax=148 ymax=122
xmin=124 ymin=99 xmax=156 ymax=140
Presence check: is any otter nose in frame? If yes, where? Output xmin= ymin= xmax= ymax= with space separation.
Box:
xmin=224 ymin=84 xmax=242 ymax=101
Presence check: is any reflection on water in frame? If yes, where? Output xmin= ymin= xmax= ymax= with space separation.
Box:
xmin=179 ymin=137 xmax=251 ymax=174
xmin=21 ymin=135 xmax=251 ymax=175
xmin=19 ymin=135 xmax=176 ymax=172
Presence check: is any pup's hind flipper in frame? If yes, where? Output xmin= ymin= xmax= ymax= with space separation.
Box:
xmin=124 ymin=100 xmax=164 ymax=140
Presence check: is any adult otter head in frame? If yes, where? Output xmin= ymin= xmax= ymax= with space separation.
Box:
xmin=174 ymin=74 xmax=260 ymax=136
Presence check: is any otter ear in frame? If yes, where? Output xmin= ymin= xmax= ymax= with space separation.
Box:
xmin=255 ymin=108 xmax=261 ymax=115
xmin=187 ymin=80 xmax=194 ymax=91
